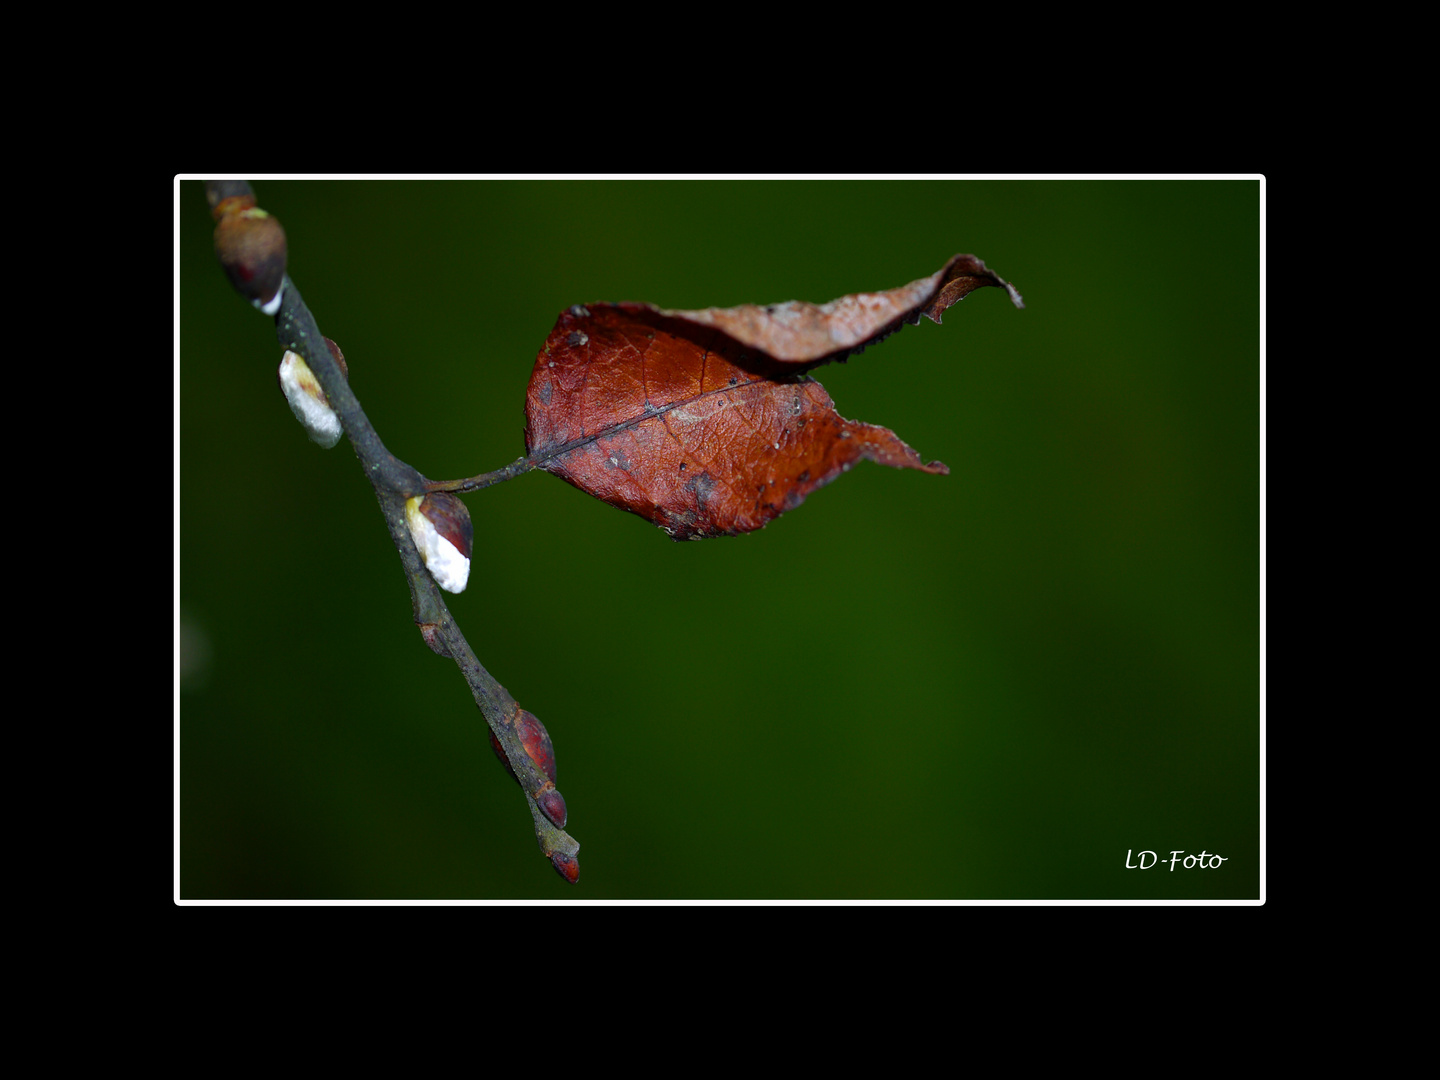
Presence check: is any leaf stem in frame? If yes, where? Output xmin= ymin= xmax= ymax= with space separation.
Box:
xmin=425 ymin=456 xmax=536 ymax=494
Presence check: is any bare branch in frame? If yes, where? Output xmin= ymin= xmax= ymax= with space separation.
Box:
xmin=204 ymin=180 xmax=580 ymax=883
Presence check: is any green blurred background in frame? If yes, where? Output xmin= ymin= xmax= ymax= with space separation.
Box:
xmin=178 ymin=179 xmax=1261 ymax=900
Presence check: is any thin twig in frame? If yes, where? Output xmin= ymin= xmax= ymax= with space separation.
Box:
xmin=425 ymin=456 xmax=536 ymax=494
xmin=205 ymin=180 xmax=579 ymax=882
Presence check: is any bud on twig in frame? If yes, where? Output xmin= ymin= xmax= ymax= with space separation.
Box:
xmin=213 ymin=194 xmax=287 ymax=315
xmin=536 ymin=786 xmax=568 ymax=829
xmin=489 ymin=709 xmax=567 ymax=828
xmin=278 ymin=338 xmax=349 ymax=448
xmin=517 ymin=710 xmax=565 ymax=827
xmin=515 ymin=710 xmax=557 ymax=783
xmin=405 ymin=492 xmax=473 ymax=593
xmin=550 ymin=851 xmax=580 ymax=884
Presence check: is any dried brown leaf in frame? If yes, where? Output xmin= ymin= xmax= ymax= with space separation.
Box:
xmin=523 ymin=255 xmax=1021 ymax=539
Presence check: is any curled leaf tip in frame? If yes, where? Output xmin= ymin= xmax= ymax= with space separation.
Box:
xmin=921 ymin=254 xmax=1024 ymax=322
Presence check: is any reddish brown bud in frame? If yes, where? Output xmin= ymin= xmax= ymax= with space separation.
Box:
xmin=214 ymin=204 xmax=287 ymax=313
xmin=515 ymin=709 xmax=556 ymax=783
xmin=536 ymin=785 xmax=568 ymax=829
xmin=550 ymin=851 xmax=579 ymax=884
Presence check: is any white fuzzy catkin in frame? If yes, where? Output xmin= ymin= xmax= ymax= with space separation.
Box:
xmin=278 ymin=350 xmax=343 ymax=448
xmin=405 ymin=497 xmax=471 ymax=593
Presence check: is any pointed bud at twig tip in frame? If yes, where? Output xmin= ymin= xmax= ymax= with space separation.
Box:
xmin=537 ymin=786 xmax=568 ymax=829
xmin=405 ymin=493 xmax=473 ymax=594
xmin=214 ymin=204 xmax=287 ymax=312
xmin=550 ymin=851 xmax=579 ymax=884
xmin=515 ymin=709 xmax=557 ymax=783
xmin=278 ymin=351 xmax=344 ymax=448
